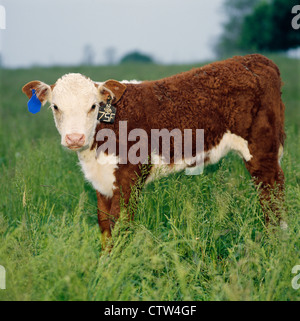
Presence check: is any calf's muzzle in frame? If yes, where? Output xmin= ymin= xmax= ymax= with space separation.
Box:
xmin=65 ymin=133 xmax=85 ymax=149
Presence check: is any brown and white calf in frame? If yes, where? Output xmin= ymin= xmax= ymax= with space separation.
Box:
xmin=22 ymin=54 xmax=286 ymax=243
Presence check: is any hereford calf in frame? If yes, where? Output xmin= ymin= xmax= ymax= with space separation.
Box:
xmin=22 ymin=54 xmax=286 ymax=244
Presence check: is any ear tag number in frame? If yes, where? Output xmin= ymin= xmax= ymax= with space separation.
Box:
xmin=28 ymin=89 xmax=42 ymax=114
xmin=98 ymin=103 xmax=116 ymax=124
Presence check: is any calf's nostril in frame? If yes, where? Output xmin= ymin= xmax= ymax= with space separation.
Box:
xmin=78 ymin=134 xmax=85 ymax=143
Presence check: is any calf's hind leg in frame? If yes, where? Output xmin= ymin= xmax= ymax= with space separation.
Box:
xmin=245 ymin=151 xmax=285 ymax=226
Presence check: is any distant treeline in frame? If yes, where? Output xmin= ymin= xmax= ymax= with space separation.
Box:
xmin=215 ymin=0 xmax=300 ymax=58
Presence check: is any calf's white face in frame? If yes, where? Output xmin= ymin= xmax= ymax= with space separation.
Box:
xmin=22 ymin=73 xmax=126 ymax=151
xmin=51 ymin=74 xmax=100 ymax=150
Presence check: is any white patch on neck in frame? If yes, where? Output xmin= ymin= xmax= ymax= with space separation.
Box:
xmin=95 ymin=79 xmax=141 ymax=87
xmin=120 ymin=79 xmax=142 ymax=84
xmin=77 ymin=148 xmax=118 ymax=198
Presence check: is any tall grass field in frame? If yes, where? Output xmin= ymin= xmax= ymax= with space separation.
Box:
xmin=0 ymin=56 xmax=299 ymax=301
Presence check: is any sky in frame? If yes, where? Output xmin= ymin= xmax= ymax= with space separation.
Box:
xmin=0 ymin=0 xmax=225 ymax=68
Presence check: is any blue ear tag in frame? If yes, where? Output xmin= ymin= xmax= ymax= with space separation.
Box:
xmin=28 ymin=89 xmax=42 ymax=114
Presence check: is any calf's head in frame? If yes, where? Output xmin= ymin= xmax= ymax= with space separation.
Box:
xmin=22 ymin=73 xmax=126 ymax=150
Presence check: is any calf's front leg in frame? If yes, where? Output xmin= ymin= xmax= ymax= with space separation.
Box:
xmin=96 ymin=191 xmax=113 ymax=245
xmin=97 ymin=164 xmax=141 ymax=246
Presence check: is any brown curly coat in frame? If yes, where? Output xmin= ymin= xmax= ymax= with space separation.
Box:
xmin=94 ymin=54 xmax=286 ymax=238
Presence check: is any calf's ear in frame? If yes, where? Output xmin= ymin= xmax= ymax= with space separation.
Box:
xmin=99 ymin=80 xmax=127 ymax=103
xmin=22 ymin=81 xmax=53 ymax=105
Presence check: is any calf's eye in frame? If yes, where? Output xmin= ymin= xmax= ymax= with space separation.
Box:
xmin=91 ymin=104 xmax=96 ymax=111
xmin=53 ymin=105 xmax=59 ymax=111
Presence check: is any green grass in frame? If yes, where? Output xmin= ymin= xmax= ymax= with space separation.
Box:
xmin=0 ymin=56 xmax=299 ymax=301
